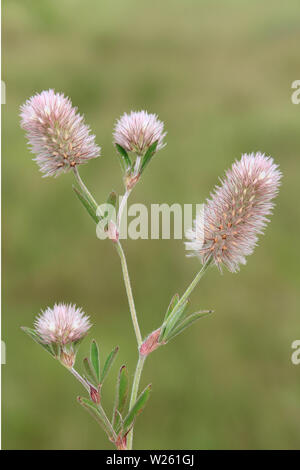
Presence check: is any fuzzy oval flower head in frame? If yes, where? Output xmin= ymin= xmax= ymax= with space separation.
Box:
xmin=185 ymin=152 xmax=282 ymax=273
xmin=20 ymin=89 xmax=100 ymax=177
xmin=113 ymin=110 xmax=166 ymax=156
xmin=34 ymin=303 xmax=91 ymax=345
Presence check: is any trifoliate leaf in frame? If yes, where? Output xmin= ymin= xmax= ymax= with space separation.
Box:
xmin=167 ymin=310 xmax=214 ymax=342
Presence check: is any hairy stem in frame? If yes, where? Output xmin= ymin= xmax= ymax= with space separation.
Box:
xmin=73 ymin=166 xmax=98 ymax=209
xmin=69 ymin=367 xmax=117 ymax=442
xmin=127 ymin=354 xmax=146 ymax=450
xmin=176 ymin=258 xmax=212 ymax=312
xmin=126 ymin=260 xmax=211 ymax=449
xmin=115 ymin=241 xmax=142 ymax=347
xmin=117 ymin=189 xmax=131 ymax=229
xmin=70 ymin=367 xmax=90 ymax=393
xmin=97 ymin=405 xmax=117 ymax=442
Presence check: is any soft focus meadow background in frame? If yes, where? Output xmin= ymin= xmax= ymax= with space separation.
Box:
xmin=2 ymin=0 xmax=300 ymax=449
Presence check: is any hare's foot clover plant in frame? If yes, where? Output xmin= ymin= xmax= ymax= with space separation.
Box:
xmin=20 ymin=89 xmax=282 ymax=450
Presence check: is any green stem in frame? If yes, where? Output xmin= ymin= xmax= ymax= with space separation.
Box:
xmin=69 ymin=367 xmax=117 ymax=442
xmin=73 ymin=166 xmax=98 ymax=209
xmin=97 ymin=404 xmax=118 ymax=442
xmin=115 ymin=241 xmax=142 ymax=347
xmin=126 ymin=259 xmax=212 ymax=449
xmin=175 ymin=258 xmax=212 ymax=313
xmin=117 ymin=189 xmax=131 ymax=229
xmin=127 ymin=354 xmax=146 ymax=450
xmin=70 ymin=367 xmax=90 ymax=392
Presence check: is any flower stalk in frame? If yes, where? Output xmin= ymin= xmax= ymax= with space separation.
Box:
xmin=73 ymin=165 xmax=98 ymax=210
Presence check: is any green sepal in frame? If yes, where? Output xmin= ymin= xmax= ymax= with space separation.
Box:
xmin=123 ymin=384 xmax=151 ymax=433
xmin=112 ymin=365 xmax=129 ymax=430
xmin=100 ymin=346 xmax=119 ymax=384
xmin=83 ymin=357 xmax=98 ymax=387
xmin=21 ymin=327 xmax=56 ymax=358
xmin=115 ymin=144 xmax=132 ymax=172
xmin=90 ymin=340 xmax=100 ymax=384
xmin=166 ymin=310 xmax=214 ymax=342
xmin=73 ymin=185 xmax=98 ymax=224
xmin=140 ymin=140 xmax=158 ymax=173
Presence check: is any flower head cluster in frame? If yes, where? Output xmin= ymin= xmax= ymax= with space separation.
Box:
xmin=20 ymin=89 xmax=100 ymax=177
xmin=185 ymin=152 xmax=282 ymax=273
xmin=34 ymin=303 xmax=91 ymax=345
xmin=113 ymin=110 xmax=166 ymax=156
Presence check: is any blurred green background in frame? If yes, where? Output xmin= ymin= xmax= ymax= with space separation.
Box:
xmin=2 ymin=0 xmax=300 ymax=450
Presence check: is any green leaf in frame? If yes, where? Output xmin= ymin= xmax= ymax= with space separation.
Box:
xmin=159 ymin=294 xmax=180 ymax=341
xmin=162 ymin=300 xmax=189 ymax=341
xmin=73 ymin=185 xmax=98 ymax=224
xmin=101 ymin=346 xmax=119 ymax=384
xmin=90 ymin=340 xmax=100 ymax=383
xmin=21 ymin=327 xmax=56 ymax=357
xmin=140 ymin=140 xmax=158 ymax=173
xmin=123 ymin=384 xmax=151 ymax=433
xmin=98 ymin=191 xmax=118 ymax=231
xmin=77 ymin=397 xmax=112 ymax=439
xmin=112 ymin=365 xmax=129 ymax=430
xmin=115 ymin=144 xmax=132 ymax=172
xmin=106 ymin=191 xmax=117 ymax=210
xmin=167 ymin=310 xmax=213 ymax=342
xmin=83 ymin=357 xmax=98 ymax=387
xmin=164 ymin=293 xmax=180 ymax=322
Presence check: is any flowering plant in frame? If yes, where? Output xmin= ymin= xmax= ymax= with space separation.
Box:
xmin=20 ymin=90 xmax=281 ymax=450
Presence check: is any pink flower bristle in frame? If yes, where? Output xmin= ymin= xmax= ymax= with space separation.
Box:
xmin=113 ymin=110 xmax=166 ymax=155
xmin=185 ymin=152 xmax=282 ymax=273
xmin=34 ymin=303 xmax=91 ymax=345
xmin=20 ymin=89 xmax=100 ymax=177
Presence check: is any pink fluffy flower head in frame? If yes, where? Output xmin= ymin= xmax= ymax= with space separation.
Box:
xmin=185 ymin=152 xmax=282 ymax=273
xmin=20 ymin=89 xmax=100 ymax=177
xmin=34 ymin=303 xmax=91 ymax=345
xmin=113 ymin=110 xmax=166 ymax=156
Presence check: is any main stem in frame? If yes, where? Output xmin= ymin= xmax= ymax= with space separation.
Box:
xmin=115 ymin=241 xmax=142 ymax=347
xmin=72 ymin=169 xmax=211 ymax=449
xmin=127 ymin=354 xmax=146 ymax=450
xmin=117 ymin=189 xmax=131 ymax=229
xmin=126 ymin=260 xmax=212 ymax=449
